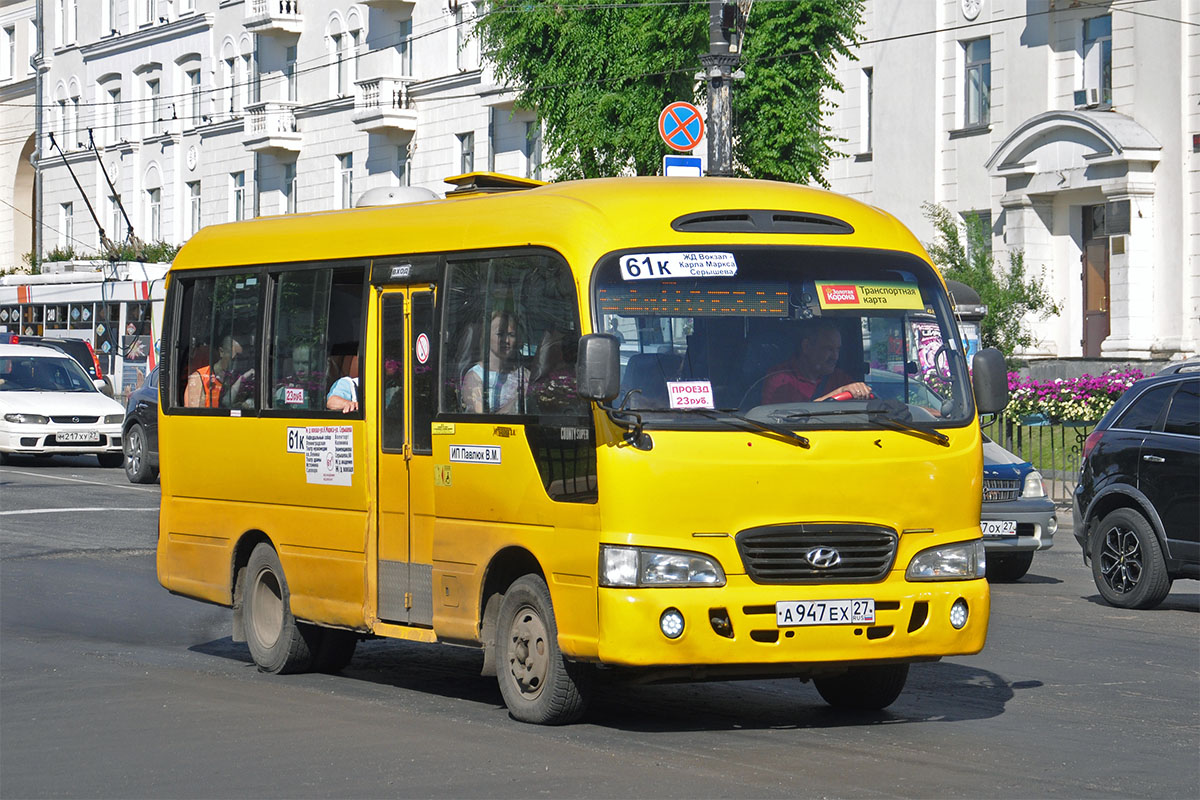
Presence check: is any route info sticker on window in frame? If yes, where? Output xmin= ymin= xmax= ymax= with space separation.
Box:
xmin=667 ymin=381 xmax=715 ymax=410
xmin=620 ymin=252 xmax=737 ymax=281
xmin=302 ymin=425 xmax=354 ymax=486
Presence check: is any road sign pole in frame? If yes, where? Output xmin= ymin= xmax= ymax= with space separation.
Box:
xmin=702 ymin=0 xmax=735 ymax=177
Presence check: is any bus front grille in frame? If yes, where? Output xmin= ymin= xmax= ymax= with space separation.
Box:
xmin=735 ymin=524 xmax=898 ymax=584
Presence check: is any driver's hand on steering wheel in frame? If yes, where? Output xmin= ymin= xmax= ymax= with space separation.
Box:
xmin=820 ymin=382 xmax=873 ymax=401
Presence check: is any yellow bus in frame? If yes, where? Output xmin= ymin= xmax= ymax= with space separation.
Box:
xmin=157 ymin=174 xmax=1008 ymax=724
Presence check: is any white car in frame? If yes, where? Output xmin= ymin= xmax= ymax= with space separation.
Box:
xmin=0 ymin=343 xmax=127 ymax=467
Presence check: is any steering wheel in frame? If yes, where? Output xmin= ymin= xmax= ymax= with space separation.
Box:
xmin=828 ymin=387 xmax=875 ymax=402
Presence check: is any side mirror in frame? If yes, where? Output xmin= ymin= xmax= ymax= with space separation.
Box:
xmin=576 ymin=334 xmax=621 ymax=403
xmin=972 ymin=347 xmax=1009 ymax=414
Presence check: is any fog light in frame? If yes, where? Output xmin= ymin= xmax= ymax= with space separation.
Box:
xmin=660 ymin=608 xmax=685 ymax=639
xmin=949 ymin=599 xmax=969 ymax=630
xmin=1048 ymin=516 xmax=1059 ymax=536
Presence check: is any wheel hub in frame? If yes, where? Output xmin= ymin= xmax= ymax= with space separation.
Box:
xmin=507 ymin=606 xmax=549 ymax=699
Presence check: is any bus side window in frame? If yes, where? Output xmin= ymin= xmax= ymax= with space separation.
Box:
xmin=380 ymin=295 xmax=405 ymax=451
xmin=172 ymin=273 xmax=262 ymax=411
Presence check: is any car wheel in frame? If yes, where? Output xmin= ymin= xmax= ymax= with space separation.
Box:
xmin=97 ymin=452 xmax=124 ymax=468
xmin=243 ymin=543 xmax=319 ymax=674
xmin=987 ymin=551 xmax=1034 ymax=583
xmin=495 ymin=575 xmax=592 ymax=725
xmin=1091 ymin=508 xmax=1172 ymax=610
xmin=123 ymin=423 xmax=156 ymax=483
xmin=814 ymin=663 xmax=908 ymax=710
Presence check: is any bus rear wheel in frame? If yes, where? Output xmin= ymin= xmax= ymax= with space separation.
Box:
xmin=814 ymin=663 xmax=908 ymax=710
xmin=243 ymin=543 xmax=317 ymax=674
xmin=495 ymin=575 xmax=591 ymax=725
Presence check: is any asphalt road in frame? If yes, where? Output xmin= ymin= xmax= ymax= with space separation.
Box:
xmin=2 ymin=456 xmax=1197 ymax=799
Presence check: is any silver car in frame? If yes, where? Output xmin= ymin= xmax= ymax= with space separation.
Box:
xmin=981 ymin=434 xmax=1058 ymax=581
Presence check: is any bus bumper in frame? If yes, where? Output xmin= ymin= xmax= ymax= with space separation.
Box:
xmin=593 ymin=575 xmax=989 ymax=671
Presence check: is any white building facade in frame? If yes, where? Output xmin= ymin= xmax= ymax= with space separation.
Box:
xmin=824 ymin=0 xmax=1198 ymax=361
xmin=0 ymin=0 xmax=36 ymax=272
xmin=19 ymin=0 xmax=540 ymax=261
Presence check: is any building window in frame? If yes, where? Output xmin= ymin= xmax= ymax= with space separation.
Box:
xmin=398 ymin=18 xmax=413 ymax=77
xmin=232 ymin=172 xmax=245 ymax=222
xmin=963 ymin=37 xmax=990 ymax=127
xmin=525 ymin=122 xmax=542 ymax=180
xmin=243 ymin=53 xmax=257 ymax=108
xmin=1082 ymin=15 xmax=1112 ymax=106
xmin=181 ymin=0 xmax=196 ymax=13
xmin=224 ymin=56 xmax=237 ymax=114
xmin=106 ymin=86 xmax=122 ymax=145
xmin=458 ymin=132 xmax=474 ymax=174
xmin=283 ymin=162 xmax=297 ymax=213
xmin=188 ymin=181 xmax=202 ymax=236
xmin=962 ymin=210 xmax=992 ymax=264
xmin=861 ymin=67 xmax=873 ymax=153
xmin=338 ymin=153 xmax=353 ymax=208
xmin=187 ymin=69 xmax=202 ymax=125
xmin=103 ymin=0 xmax=118 ymax=34
xmin=2 ymin=26 xmax=15 ymax=81
xmin=332 ymin=33 xmax=348 ymax=96
xmin=285 ymin=45 xmax=298 ymax=102
xmin=69 ymin=95 xmax=80 ymax=147
xmin=56 ymin=98 xmax=68 ymax=144
xmin=55 ymin=0 xmax=77 ymax=47
xmin=147 ymin=188 xmax=162 ymax=241
xmin=146 ymin=77 xmax=161 ymax=137
xmin=108 ymin=195 xmax=123 ymax=242
xmin=396 ymin=147 xmax=411 ymax=187
xmin=140 ymin=0 xmax=154 ymax=27
xmin=60 ymin=203 xmax=74 ymax=251
xmin=455 ymin=5 xmax=473 ymax=71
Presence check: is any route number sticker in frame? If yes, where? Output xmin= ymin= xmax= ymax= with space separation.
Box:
xmin=620 ymin=252 xmax=737 ymax=281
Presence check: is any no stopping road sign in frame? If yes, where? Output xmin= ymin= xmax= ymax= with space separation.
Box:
xmin=658 ymin=101 xmax=705 ymax=152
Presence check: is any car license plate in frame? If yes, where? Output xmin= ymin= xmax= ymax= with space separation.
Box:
xmin=981 ymin=520 xmax=1018 ymax=538
xmin=57 ymin=430 xmax=100 ymax=443
xmin=776 ymin=599 xmax=875 ymax=627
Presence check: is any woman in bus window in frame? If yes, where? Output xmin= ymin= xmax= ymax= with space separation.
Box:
xmin=460 ymin=311 xmax=528 ymax=414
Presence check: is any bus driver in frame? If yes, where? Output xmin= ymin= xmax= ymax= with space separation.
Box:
xmin=762 ymin=318 xmax=871 ymax=403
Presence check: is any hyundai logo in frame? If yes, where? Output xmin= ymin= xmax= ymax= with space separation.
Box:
xmin=805 ymin=546 xmax=842 ymax=569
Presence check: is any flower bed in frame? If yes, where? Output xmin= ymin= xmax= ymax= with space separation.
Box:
xmin=1005 ymin=368 xmax=1145 ymax=422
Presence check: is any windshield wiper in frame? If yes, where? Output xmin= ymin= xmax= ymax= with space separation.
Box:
xmin=697 ymin=408 xmax=810 ymax=449
xmin=776 ymin=399 xmax=950 ymax=447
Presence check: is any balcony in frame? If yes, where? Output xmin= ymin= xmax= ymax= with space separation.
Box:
xmin=353 ymin=77 xmax=417 ymax=134
xmin=359 ymin=0 xmax=416 ymax=11
xmin=243 ymin=102 xmax=301 ymax=153
xmin=244 ymin=0 xmax=303 ymax=36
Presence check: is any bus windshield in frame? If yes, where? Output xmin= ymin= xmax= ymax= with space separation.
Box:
xmin=592 ymin=246 xmax=974 ymax=431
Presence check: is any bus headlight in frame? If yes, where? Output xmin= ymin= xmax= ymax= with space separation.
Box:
xmin=599 ymin=546 xmax=726 ymax=588
xmin=906 ymin=540 xmax=986 ymax=581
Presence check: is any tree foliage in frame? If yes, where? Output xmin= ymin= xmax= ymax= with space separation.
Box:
xmin=475 ymin=1 xmax=862 ymax=182
xmin=923 ymin=203 xmax=1062 ymax=358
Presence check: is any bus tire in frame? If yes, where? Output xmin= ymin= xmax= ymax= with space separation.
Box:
xmin=308 ymin=626 xmax=358 ymax=674
xmin=814 ymin=663 xmax=908 ymax=710
xmin=495 ymin=574 xmax=591 ymax=725
xmin=243 ymin=542 xmax=316 ymax=674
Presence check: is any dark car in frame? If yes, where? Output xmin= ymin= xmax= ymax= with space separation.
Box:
xmin=1073 ymin=371 xmax=1199 ymax=609
xmin=122 ymin=366 xmax=159 ymax=483
xmin=4 ymin=334 xmax=114 ymax=396
xmin=981 ymin=435 xmax=1057 ymax=582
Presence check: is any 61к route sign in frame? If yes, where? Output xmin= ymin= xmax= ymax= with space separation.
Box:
xmin=658 ymin=101 xmax=705 ymax=152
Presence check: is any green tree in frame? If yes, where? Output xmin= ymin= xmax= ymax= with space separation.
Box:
xmin=475 ymin=1 xmax=862 ymax=182
xmin=923 ymin=202 xmax=1061 ymax=357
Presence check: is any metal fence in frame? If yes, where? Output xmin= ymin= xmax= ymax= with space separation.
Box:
xmin=981 ymin=415 xmax=1098 ymax=506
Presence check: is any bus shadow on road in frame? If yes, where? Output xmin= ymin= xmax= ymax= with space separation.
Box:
xmin=191 ymin=636 xmax=1027 ymax=730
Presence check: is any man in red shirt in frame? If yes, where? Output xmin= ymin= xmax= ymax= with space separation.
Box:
xmin=762 ymin=319 xmax=871 ymax=403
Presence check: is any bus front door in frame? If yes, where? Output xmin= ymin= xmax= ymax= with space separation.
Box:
xmin=376 ymin=287 xmax=437 ymax=626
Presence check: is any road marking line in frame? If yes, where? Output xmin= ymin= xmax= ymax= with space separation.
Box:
xmin=0 ymin=468 xmax=158 ymax=493
xmin=0 ymin=507 xmax=158 ymax=516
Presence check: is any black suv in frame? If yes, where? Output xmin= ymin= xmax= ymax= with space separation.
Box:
xmin=1073 ymin=369 xmax=1199 ymax=608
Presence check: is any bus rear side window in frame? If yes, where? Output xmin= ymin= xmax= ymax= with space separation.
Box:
xmin=173 ymin=273 xmax=262 ymax=411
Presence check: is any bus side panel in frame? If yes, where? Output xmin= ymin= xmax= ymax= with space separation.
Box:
xmin=159 ymin=417 xmax=370 ymax=625
xmin=426 ymin=424 xmax=600 ymax=654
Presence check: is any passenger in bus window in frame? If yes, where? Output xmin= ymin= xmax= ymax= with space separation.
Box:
xmin=185 ymin=336 xmax=253 ymax=408
xmin=326 ymin=354 xmax=360 ymax=413
xmin=461 ymin=311 xmax=528 ymax=414
xmin=761 ymin=319 xmax=870 ymax=403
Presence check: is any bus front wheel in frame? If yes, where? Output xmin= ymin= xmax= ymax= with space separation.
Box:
xmin=814 ymin=663 xmax=908 ymax=710
xmin=495 ymin=575 xmax=591 ymax=725
xmin=243 ymin=543 xmax=317 ymax=674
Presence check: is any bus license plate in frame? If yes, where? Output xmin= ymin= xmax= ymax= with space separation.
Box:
xmin=776 ymin=599 xmax=875 ymax=627
xmin=981 ymin=520 xmax=1017 ymax=538
xmin=58 ymin=431 xmax=100 ymax=443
